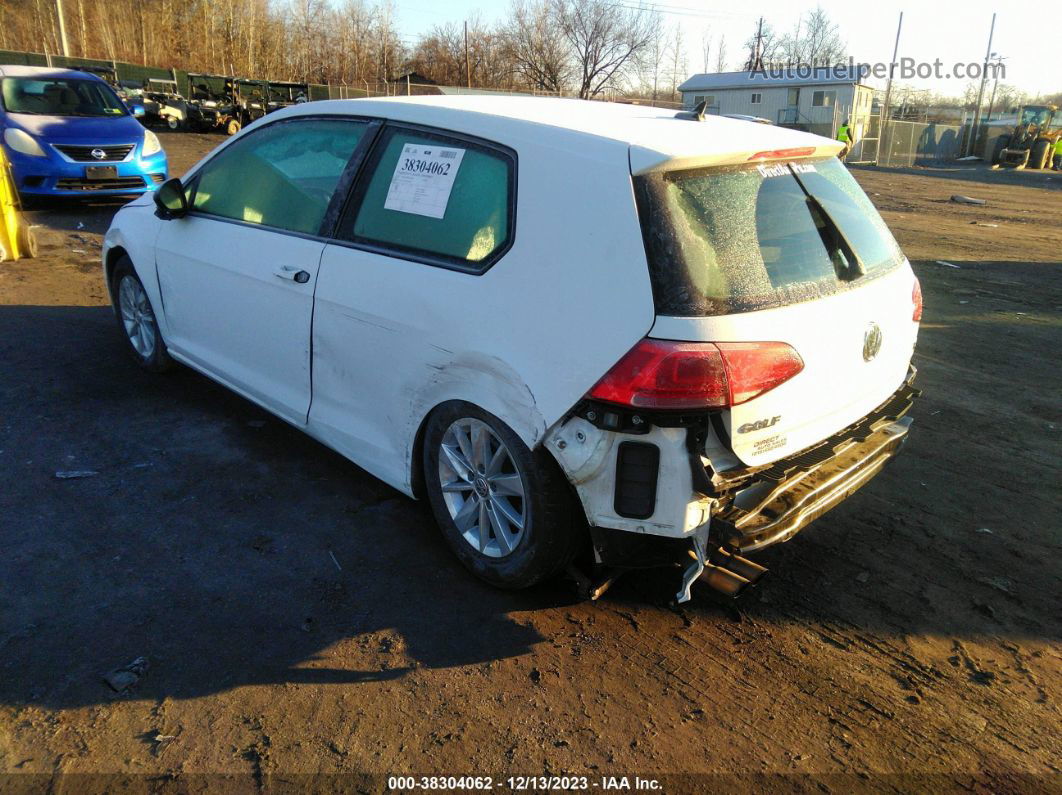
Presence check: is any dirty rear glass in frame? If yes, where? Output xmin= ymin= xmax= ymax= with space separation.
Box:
xmin=634 ymin=157 xmax=904 ymax=316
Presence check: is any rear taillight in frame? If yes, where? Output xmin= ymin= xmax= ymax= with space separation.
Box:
xmin=587 ymin=339 xmax=804 ymax=410
xmin=912 ymin=277 xmax=923 ymax=322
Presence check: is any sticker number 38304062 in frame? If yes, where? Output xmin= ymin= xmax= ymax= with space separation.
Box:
xmin=384 ymin=143 xmax=466 ymax=219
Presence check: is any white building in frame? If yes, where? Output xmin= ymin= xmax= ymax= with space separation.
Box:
xmin=677 ymin=66 xmax=874 ymax=142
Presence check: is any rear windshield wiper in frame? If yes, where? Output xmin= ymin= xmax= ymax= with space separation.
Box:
xmin=789 ymin=167 xmax=866 ymax=282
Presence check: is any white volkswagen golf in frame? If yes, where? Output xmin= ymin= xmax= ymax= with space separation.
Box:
xmin=103 ymin=97 xmax=920 ymax=602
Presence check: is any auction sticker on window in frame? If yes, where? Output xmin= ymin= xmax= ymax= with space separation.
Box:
xmin=384 ymin=143 xmax=466 ymax=219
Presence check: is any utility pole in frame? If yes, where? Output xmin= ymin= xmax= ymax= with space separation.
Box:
xmin=879 ymin=11 xmax=903 ymax=164
xmin=985 ymin=55 xmax=1005 ymax=122
xmin=745 ymin=17 xmax=764 ymax=72
xmin=464 ymin=20 xmax=472 ymax=89
xmin=55 ymin=0 xmax=70 ymax=57
xmin=967 ymin=12 xmax=996 ymax=157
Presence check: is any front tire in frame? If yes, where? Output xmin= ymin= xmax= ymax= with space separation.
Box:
xmin=111 ymin=257 xmax=173 ymax=372
xmin=1030 ymin=139 xmax=1051 ymax=170
xmin=423 ymin=402 xmax=584 ymax=589
xmin=226 ymin=118 xmax=242 ymax=136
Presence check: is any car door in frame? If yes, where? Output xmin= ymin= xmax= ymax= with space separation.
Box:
xmin=154 ymin=116 xmax=373 ymax=424
xmin=309 ymin=124 xmax=518 ymax=488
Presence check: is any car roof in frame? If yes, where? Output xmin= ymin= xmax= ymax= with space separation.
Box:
xmin=268 ymin=95 xmax=840 ymax=174
xmin=0 ymin=64 xmax=106 ymax=81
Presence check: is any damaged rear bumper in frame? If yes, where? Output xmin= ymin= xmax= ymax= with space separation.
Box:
xmin=704 ymin=373 xmax=919 ymax=552
xmin=712 ymin=415 xmax=912 ymax=552
xmin=549 ymin=371 xmax=919 ymax=601
xmin=548 ymin=369 xmax=919 ymax=572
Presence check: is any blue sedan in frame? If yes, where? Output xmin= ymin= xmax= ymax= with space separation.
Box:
xmin=0 ymin=65 xmax=168 ymax=197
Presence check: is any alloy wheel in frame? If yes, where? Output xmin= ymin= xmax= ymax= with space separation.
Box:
xmin=118 ymin=275 xmax=157 ymax=360
xmin=437 ymin=418 xmax=528 ymax=558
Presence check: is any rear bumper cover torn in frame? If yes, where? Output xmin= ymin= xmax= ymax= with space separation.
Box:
xmin=705 ymin=373 xmax=919 ymax=552
xmin=714 ymin=415 xmax=912 ymax=552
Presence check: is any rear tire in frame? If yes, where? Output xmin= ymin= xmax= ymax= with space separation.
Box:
xmin=423 ymin=402 xmax=584 ymax=589
xmin=111 ymin=256 xmax=173 ymax=372
xmin=166 ymin=116 xmax=181 ymax=131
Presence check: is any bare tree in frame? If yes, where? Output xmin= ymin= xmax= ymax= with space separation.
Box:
xmin=643 ymin=20 xmax=667 ymax=100
xmin=0 ymin=0 xmax=890 ymax=103
xmin=556 ymin=0 xmax=661 ymax=100
xmin=503 ymin=0 xmax=570 ymax=93
xmin=668 ymin=24 xmax=685 ymax=102
xmin=715 ymin=34 xmax=728 ymax=73
xmin=775 ymin=7 xmax=847 ymax=67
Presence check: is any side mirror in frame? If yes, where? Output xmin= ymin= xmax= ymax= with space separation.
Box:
xmin=154 ymin=177 xmax=189 ymax=219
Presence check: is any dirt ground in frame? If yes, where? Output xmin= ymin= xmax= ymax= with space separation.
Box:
xmin=0 ymin=131 xmax=1059 ymax=791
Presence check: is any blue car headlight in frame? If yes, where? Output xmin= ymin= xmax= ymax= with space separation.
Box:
xmin=3 ymin=128 xmax=46 ymax=157
xmin=142 ymin=129 xmax=162 ymax=157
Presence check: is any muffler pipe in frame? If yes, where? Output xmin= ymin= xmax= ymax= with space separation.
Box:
xmin=699 ymin=564 xmax=751 ymax=597
xmin=711 ymin=548 xmax=768 ymax=586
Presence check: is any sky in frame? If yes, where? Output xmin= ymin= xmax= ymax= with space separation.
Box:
xmin=389 ymin=0 xmax=1060 ymax=98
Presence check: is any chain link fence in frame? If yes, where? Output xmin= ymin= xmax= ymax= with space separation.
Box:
xmin=848 ymin=113 xmax=962 ymax=167
xmin=877 ymin=119 xmax=963 ymax=167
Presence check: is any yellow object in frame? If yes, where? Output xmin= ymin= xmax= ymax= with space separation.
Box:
xmin=0 ymin=145 xmax=35 ymax=260
xmin=836 ymin=124 xmax=851 ymax=144
xmin=0 ymin=144 xmax=23 ymax=260
xmin=1054 ymin=139 xmax=1062 ymax=155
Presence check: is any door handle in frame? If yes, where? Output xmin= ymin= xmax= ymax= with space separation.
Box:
xmin=274 ymin=266 xmax=311 ymax=284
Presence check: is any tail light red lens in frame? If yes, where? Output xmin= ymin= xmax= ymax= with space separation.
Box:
xmin=747 ymin=147 xmax=816 ymax=160
xmin=587 ymin=339 xmax=804 ymax=410
xmin=912 ymin=277 xmax=923 ymax=322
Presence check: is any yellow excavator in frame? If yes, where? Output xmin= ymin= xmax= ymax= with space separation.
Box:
xmin=996 ymin=104 xmax=1061 ymax=169
xmin=0 ymin=144 xmax=37 ymax=261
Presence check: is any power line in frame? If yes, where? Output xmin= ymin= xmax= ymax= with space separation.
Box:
xmin=613 ymin=2 xmax=756 ymax=21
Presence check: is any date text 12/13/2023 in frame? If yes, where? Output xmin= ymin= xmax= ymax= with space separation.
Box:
xmin=386 ymin=775 xmax=662 ymax=790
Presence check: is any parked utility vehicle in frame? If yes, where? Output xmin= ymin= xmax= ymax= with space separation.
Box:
xmin=102 ymin=97 xmax=920 ymax=602
xmin=996 ymin=105 xmax=1061 ymax=169
xmin=139 ymin=79 xmax=187 ymax=130
xmin=184 ymin=74 xmax=269 ymax=136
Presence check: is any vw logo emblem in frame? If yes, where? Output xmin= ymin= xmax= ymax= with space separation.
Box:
xmin=863 ymin=322 xmax=883 ymax=362
xmin=90 ymin=148 xmax=107 ymax=160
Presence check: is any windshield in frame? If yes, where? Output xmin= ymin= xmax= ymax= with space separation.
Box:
xmin=1 ymin=77 xmax=127 ymax=117
xmin=1019 ymin=107 xmax=1053 ymax=128
xmin=634 ymin=157 xmax=904 ymax=316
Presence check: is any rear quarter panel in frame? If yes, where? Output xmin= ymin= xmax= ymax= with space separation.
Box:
xmin=309 ymin=124 xmax=657 ymax=495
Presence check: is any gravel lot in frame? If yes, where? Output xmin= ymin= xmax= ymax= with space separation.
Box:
xmin=1 ymin=131 xmax=1059 ymax=790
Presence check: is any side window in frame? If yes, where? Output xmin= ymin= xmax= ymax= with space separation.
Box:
xmin=338 ymin=127 xmax=514 ymax=269
xmin=192 ymin=118 xmax=368 ymax=235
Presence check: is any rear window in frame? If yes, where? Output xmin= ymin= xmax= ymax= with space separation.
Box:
xmin=634 ymin=157 xmax=904 ymax=316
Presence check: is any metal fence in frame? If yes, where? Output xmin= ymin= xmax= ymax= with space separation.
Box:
xmin=848 ymin=114 xmax=962 ymax=167
xmin=878 ymin=119 xmax=962 ymax=167
xmin=0 ymin=48 xmax=177 ymax=85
